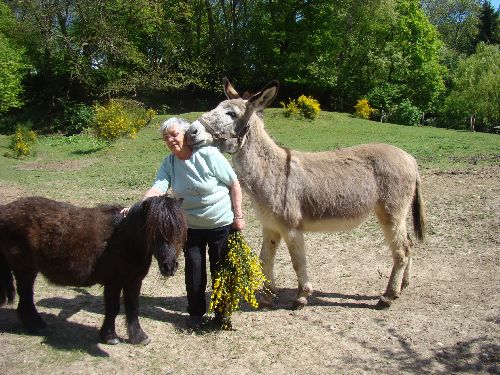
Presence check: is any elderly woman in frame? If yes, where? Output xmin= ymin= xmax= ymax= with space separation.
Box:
xmin=125 ymin=117 xmax=245 ymax=329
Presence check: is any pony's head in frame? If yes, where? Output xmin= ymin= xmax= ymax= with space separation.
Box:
xmin=193 ymin=78 xmax=279 ymax=153
xmin=127 ymin=195 xmax=187 ymax=277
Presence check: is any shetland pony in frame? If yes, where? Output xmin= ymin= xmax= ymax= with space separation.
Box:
xmin=0 ymin=195 xmax=186 ymax=345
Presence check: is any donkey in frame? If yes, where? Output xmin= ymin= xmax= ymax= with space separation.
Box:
xmin=191 ymin=79 xmax=426 ymax=310
xmin=0 ymin=195 xmax=187 ymax=344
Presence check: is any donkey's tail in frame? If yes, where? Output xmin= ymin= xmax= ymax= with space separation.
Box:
xmin=412 ymin=172 xmax=426 ymax=243
xmin=0 ymin=251 xmax=15 ymax=306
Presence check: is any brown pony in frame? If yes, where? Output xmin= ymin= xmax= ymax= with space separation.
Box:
xmin=0 ymin=195 xmax=186 ymax=345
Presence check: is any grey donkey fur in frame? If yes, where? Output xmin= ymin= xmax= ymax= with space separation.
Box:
xmin=189 ymin=79 xmax=426 ymax=309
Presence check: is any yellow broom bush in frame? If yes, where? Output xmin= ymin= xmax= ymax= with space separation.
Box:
xmin=209 ymin=230 xmax=269 ymax=330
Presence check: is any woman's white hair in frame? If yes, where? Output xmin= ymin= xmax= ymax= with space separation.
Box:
xmin=159 ymin=117 xmax=190 ymax=135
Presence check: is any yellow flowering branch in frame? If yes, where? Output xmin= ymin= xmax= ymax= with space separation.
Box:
xmin=209 ymin=230 xmax=269 ymax=330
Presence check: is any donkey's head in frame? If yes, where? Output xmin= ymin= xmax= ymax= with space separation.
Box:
xmin=193 ymin=78 xmax=279 ymax=153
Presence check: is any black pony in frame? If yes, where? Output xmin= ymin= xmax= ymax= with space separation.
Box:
xmin=0 ymin=195 xmax=186 ymax=345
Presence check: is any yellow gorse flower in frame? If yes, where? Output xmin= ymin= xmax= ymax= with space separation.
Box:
xmin=209 ymin=231 xmax=270 ymax=329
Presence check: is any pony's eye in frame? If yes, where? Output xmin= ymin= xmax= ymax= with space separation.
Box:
xmin=226 ymin=111 xmax=237 ymax=119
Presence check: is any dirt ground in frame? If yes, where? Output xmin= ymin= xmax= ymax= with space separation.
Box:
xmin=0 ymin=166 xmax=499 ymax=375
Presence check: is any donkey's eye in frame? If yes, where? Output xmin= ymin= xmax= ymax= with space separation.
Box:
xmin=226 ymin=111 xmax=237 ymax=119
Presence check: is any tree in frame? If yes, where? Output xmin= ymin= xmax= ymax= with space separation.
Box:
xmin=475 ymin=0 xmax=500 ymax=46
xmin=443 ymin=43 xmax=500 ymax=131
xmin=421 ymin=0 xmax=481 ymax=55
xmin=0 ymin=3 xmax=28 ymax=113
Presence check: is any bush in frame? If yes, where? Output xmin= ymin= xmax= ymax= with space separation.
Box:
xmin=354 ymin=98 xmax=377 ymax=120
xmin=389 ymin=99 xmax=422 ymax=126
xmin=6 ymin=125 xmax=37 ymax=158
xmin=281 ymin=95 xmax=321 ymax=120
xmin=64 ymin=103 xmax=95 ymax=135
xmin=92 ymin=99 xmax=156 ymax=142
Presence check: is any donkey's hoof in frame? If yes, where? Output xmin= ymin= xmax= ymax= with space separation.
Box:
xmin=257 ymin=293 xmax=275 ymax=309
xmin=376 ymin=296 xmax=392 ymax=309
xmin=292 ymin=296 xmax=308 ymax=310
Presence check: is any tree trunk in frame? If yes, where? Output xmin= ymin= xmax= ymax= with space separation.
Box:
xmin=470 ymin=114 xmax=476 ymax=132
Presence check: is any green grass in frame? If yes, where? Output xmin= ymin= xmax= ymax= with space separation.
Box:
xmin=0 ymin=109 xmax=498 ymax=204
xmin=263 ymin=109 xmax=499 ymax=168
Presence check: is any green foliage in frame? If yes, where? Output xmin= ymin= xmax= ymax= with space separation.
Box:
xmin=388 ymin=99 xmax=422 ymax=126
xmin=63 ymin=103 xmax=96 ymax=135
xmin=390 ymin=0 xmax=446 ymax=110
xmin=0 ymin=32 xmax=28 ymax=113
xmin=475 ymin=0 xmax=500 ymax=46
xmin=421 ymin=0 xmax=481 ymax=55
xmin=92 ymin=100 xmax=156 ymax=142
xmin=354 ymin=99 xmax=377 ymax=120
xmin=281 ymin=95 xmax=321 ymax=120
xmin=443 ymin=43 xmax=500 ymax=131
xmin=5 ymin=125 xmax=37 ymax=159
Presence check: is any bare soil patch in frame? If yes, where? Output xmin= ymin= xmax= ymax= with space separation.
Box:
xmin=16 ymin=159 xmax=97 ymax=171
xmin=0 ymin=167 xmax=499 ymax=374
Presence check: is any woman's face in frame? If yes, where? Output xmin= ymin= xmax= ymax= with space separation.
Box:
xmin=163 ymin=124 xmax=185 ymax=153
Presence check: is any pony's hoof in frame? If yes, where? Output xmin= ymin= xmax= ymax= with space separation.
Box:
xmin=100 ymin=333 xmax=120 ymax=345
xmin=104 ymin=337 xmax=120 ymax=345
xmin=23 ymin=318 xmax=47 ymax=333
xmin=376 ymin=296 xmax=392 ymax=309
xmin=129 ymin=334 xmax=151 ymax=346
xmin=292 ymin=297 xmax=308 ymax=310
xmin=135 ymin=336 xmax=151 ymax=346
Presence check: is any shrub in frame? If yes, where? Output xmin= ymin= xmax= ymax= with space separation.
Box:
xmin=6 ymin=125 xmax=37 ymax=158
xmin=92 ymin=99 xmax=156 ymax=142
xmin=354 ymin=98 xmax=377 ymax=120
xmin=389 ymin=99 xmax=422 ymax=126
xmin=64 ymin=103 xmax=95 ymax=135
xmin=281 ymin=95 xmax=321 ymax=120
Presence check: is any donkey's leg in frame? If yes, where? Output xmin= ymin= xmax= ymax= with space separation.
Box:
xmin=14 ymin=270 xmax=46 ymax=332
xmin=123 ymin=279 xmax=150 ymax=345
xmin=401 ymin=235 xmax=414 ymax=291
xmin=283 ymin=230 xmax=312 ymax=310
xmin=99 ymin=283 xmax=121 ymax=344
xmin=375 ymin=207 xmax=412 ymax=309
xmin=258 ymin=227 xmax=282 ymax=308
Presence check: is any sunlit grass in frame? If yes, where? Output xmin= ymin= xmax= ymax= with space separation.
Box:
xmin=0 ymin=109 xmax=498 ymax=205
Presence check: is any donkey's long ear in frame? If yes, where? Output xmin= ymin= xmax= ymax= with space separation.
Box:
xmin=247 ymin=81 xmax=279 ymax=112
xmin=223 ymin=77 xmax=240 ymax=99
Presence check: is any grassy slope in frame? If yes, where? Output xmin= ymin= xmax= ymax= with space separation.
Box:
xmin=0 ymin=109 xmax=498 ymax=205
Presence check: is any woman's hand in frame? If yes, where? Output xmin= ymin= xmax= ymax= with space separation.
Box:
xmin=233 ymin=216 xmax=245 ymax=230
xmin=120 ymin=207 xmax=130 ymax=217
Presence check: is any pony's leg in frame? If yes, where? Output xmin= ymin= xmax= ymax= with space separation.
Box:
xmin=375 ymin=207 xmax=412 ymax=309
xmin=123 ymin=279 xmax=150 ymax=345
xmin=258 ymin=227 xmax=281 ymax=308
xmin=13 ymin=270 xmax=46 ymax=332
xmin=99 ymin=284 xmax=121 ymax=344
xmin=283 ymin=230 xmax=312 ymax=310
